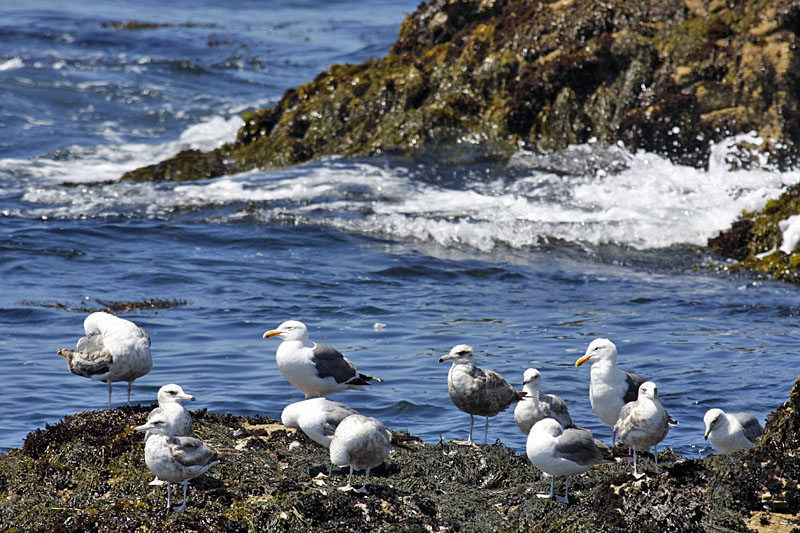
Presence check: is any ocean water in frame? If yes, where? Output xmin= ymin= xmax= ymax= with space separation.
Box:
xmin=2 ymin=0 xmax=799 ymax=459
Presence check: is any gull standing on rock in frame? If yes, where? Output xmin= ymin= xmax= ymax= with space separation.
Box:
xmin=146 ymin=384 xmax=197 ymax=486
xmin=135 ymin=413 xmax=219 ymax=512
xmin=575 ymin=338 xmax=646 ymax=446
xmin=514 ymin=368 xmax=574 ymax=436
xmin=282 ymin=397 xmax=360 ymax=448
xmin=614 ymin=381 xmax=670 ymax=477
xmin=57 ymin=311 xmax=152 ymax=409
xmin=703 ymin=408 xmax=764 ymax=453
xmin=439 ymin=344 xmax=526 ymax=446
xmin=329 ymin=414 xmax=392 ymax=493
xmin=263 ymin=320 xmax=382 ymax=399
xmin=526 ymin=418 xmax=611 ymax=504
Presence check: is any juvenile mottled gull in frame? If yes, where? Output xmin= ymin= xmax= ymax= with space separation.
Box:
xmin=263 ymin=320 xmax=382 ymax=399
xmin=439 ymin=344 xmax=526 ymax=446
xmin=146 ymin=384 xmax=197 ymax=486
xmin=614 ymin=381 xmax=670 ymax=477
xmin=57 ymin=312 xmax=152 ymax=409
xmin=575 ymin=338 xmax=646 ymax=446
xmin=329 ymin=414 xmax=392 ymax=493
xmin=514 ymin=368 xmax=574 ymax=436
xmin=148 ymin=384 xmax=196 ymax=437
xmin=703 ymin=408 xmax=764 ymax=454
xmin=526 ymin=418 xmax=611 ymax=504
xmin=281 ymin=397 xmax=359 ymax=448
xmin=135 ymin=413 xmax=219 ymax=512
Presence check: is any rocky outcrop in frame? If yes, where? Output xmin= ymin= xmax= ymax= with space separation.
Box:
xmin=709 ymin=184 xmax=800 ymax=284
xmin=120 ymin=0 xmax=800 ymax=183
xmin=1 ymin=377 xmax=799 ymax=531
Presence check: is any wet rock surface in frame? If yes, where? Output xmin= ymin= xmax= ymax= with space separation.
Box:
xmin=119 ymin=0 xmax=800 ymax=184
xmin=2 ymin=376 xmax=799 ymax=532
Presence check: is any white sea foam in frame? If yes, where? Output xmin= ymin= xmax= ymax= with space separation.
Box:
xmin=0 ymin=58 xmax=24 ymax=71
xmin=7 ymin=128 xmax=800 ymax=251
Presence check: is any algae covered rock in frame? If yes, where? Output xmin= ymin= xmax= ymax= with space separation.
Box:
xmin=121 ymin=0 xmax=800 ymax=184
xmin=709 ymin=183 xmax=800 ymax=284
xmin=2 ymin=377 xmax=800 ymax=531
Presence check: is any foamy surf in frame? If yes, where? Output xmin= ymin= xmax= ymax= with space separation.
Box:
xmin=4 ymin=129 xmax=800 ymax=252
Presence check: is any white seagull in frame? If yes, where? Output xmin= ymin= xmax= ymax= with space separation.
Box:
xmin=575 ymin=338 xmax=646 ymax=446
xmin=703 ymin=408 xmax=763 ymax=454
xmin=614 ymin=381 xmax=670 ymax=477
xmin=135 ymin=413 xmax=219 ymax=512
xmin=526 ymin=418 xmax=611 ymax=504
xmin=282 ymin=397 xmax=360 ymax=448
xmin=329 ymin=414 xmax=392 ymax=493
xmin=57 ymin=311 xmax=153 ymax=409
xmin=263 ymin=320 xmax=382 ymax=399
xmin=439 ymin=344 xmax=526 ymax=446
xmin=514 ymin=368 xmax=574 ymax=436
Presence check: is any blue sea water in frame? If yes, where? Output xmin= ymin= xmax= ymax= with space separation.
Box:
xmin=1 ymin=0 xmax=799 ymax=460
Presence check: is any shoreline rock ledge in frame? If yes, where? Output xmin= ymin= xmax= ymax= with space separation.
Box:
xmin=120 ymin=0 xmax=800 ymax=185
xmin=1 ymin=376 xmax=799 ymax=531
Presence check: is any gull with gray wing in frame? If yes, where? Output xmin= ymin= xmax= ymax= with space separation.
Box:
xmin=439 ymin=344 xmax=526 ymax=446
xmin=704 ymin=408 xmax=763 ymax=454
xmin=329 ymin=414 xmax=392 ymax=493
xmin=575 ymin=338 xmax=646 ymax=446
xmin=263 ymin=320 xmax=382 ymax=399
xmin=514 ymin=368 xmax=574 ymax=436
xmin=614 ymin=381 xmax=670 ymax=477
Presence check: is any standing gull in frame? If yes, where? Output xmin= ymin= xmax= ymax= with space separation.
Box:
xmin=526 ymin=418 xmax=611 ymax=504
xmin=514 ymin=368 xmax=574 ymax=436
xmin=57 ymin=311 xmax=152 ymax=409
xmin=329 ymin=414 xmax=392 ymax=493
xmin=614 ymin=381 xmax=670 ymax=477
xmin=282 ymin=397 xmax=360 ymax=448
xmin=263 ymin=320 xmax=382 ymax=399
xmin=439 ymin=344 xmax=526 ymax=446
xmin=575 ymin=338 xmax=646 ymax=446
xmin=704 ymin=408 xmax=763 ymax=454
xmin=135 ymin=413 xmax=218 ymax=512
xmin=146 ymin=384 xmax=196 ymax=486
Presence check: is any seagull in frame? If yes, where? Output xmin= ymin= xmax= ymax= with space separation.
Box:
xmin=526 ymin=418 xmax=611 ymax=504
xmin=57 ymin=312 xmax=152 ymax=409
xmin=439 ymin=344 xmax=526 ymax=446
xmin=135 ymin=413 xmax=219 ymax=512
xmin=281 ymin=397 xmax=360 ymax=448
xmin=146 ymin=384 xmax=197 ymax=486
xmin=575 ymin=338 xmax=646 ymax=446
xmin=514 ymin=368 xmax=574 ymax=436
xmin=148 ymin=384 xmax=196 ymax=437
xmin=263 ymin=320 xmax=382 ymax=399
xmin=329 ymin=414 xmax=392 ymax=493
xmin=614 ymin=381 xmax=670 ymax=477
xmin=703 ymin=408 xmax=764 ymax=453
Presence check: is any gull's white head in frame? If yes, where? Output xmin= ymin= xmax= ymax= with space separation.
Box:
xmin=637 ymin=381 xmax=658 ymax=400
xmin=263 ymin=320 xmax=309 ymax=342
xmin=575 ymin=338 xmax=617 ymax=367
xmin=703 ymin=408 xmax=725 ymax=439
xmin=522 ymin=368 xmax=542 ymax=388
xmin=157 ymin=383 xmax=196 ymax=405
xmin=438 ymin=344 xmax=475 ymax=365
xmin=530 ymin=417 xmax=564 ymax=438
xmin=135 ymin=412 xmax=170 ymax=435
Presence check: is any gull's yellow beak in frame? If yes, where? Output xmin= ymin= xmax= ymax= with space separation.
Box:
xmin=575 ymin=354 xmax=592 ymax=367
xmin=704 ymin=427 xmax=711 ymax=440
xmin=263 ymin=329 xmax=280 ymax=339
